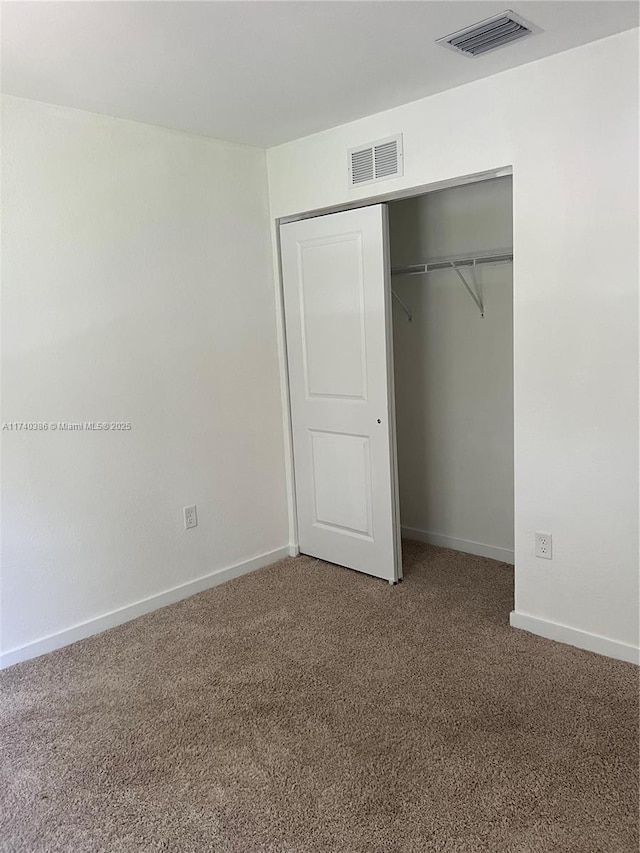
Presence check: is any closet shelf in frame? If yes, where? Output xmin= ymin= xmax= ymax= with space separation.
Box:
xmin=390 ymin=249 xmax=513 ymax=319
xmin=391 ymin=249 xmax=513 ymax=278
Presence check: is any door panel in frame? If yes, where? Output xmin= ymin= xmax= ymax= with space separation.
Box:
xmin=281 ymin=205 xmax=401 ymax=582
xmin=310 ymin=430 xmax=373 ymax=538
xmin=298 ymin=234 xmax=367 ymax=400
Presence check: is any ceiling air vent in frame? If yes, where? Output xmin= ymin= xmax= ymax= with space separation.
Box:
xmin=348 ymin=134 xmax=403 ymax=188
xmin=437 ymin=10 xmax=538 ymax=58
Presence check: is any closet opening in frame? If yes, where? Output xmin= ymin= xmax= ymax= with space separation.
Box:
xmin=388 ymin=176 xmax=514 ymax=574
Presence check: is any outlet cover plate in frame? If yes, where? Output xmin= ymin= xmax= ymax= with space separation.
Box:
xmin=184 ymin=505 xmax=198 ymax=530
xmin=535 ymin=531 xmax=552 ymax=559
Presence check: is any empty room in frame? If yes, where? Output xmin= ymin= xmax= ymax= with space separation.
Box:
xmin=1 ymin=2 xmax=638 ymax=851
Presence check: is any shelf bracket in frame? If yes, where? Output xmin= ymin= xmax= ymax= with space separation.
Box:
xmin=392 ymin=289 xmax=412 ymax=322
xmin=450 ymin=261 xmax=484 ymax=317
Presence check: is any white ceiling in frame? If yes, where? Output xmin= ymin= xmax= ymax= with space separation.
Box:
xmin=2 ymin=1 xmax=638 ymax=148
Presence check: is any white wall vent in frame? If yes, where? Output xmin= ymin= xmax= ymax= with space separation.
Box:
xmin=437 ymin=10 xmax=538 ymax=57
xmin=348 ymin=135 xmax=403 ymax=188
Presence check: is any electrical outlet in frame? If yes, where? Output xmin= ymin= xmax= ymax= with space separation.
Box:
xmin=184 ymin=505 xmax=198 ymax=530
xmin=535 ymin=531 xmax=552 ymax=560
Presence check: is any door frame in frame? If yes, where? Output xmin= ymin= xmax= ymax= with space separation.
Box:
xmin=274 ymin=165 xmax=513 ymax=564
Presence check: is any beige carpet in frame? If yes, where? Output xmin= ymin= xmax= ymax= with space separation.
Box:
xmin=1 ymin=542 xmax=638 ymax=853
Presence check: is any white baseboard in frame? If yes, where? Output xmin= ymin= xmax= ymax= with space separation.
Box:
xmin=0 ymin=546 xmax=291 ymax=670
xmin=510 ymin=611 xmax=639 ymax=665
xmin=401 ymin=526 xmax=514 ymax=565
xmin=289 ymin=544 xmax=300 ymax=557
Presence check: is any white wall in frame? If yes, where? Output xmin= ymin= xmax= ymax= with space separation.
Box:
xmin=389 ymin=178 xmax=514 ymax=562
xmin=1 ymin=96 xmax=289 ymax=665
xmin=267 ymin=30 xmax=640 ymax=662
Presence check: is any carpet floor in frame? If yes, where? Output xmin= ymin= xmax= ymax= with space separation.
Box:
xmin=1 ymin=542 xmax=638 ymax=853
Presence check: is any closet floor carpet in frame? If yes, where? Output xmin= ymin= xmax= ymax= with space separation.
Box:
xmin=1 ymin=542 xmax=638 ymax=853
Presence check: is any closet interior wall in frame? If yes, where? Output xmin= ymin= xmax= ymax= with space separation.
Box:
xmin=389 ymin=176 xmax=514 ymax=562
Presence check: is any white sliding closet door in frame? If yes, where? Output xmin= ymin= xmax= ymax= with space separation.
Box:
xmin=281 ymin=205 xmax=401 ymax=583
